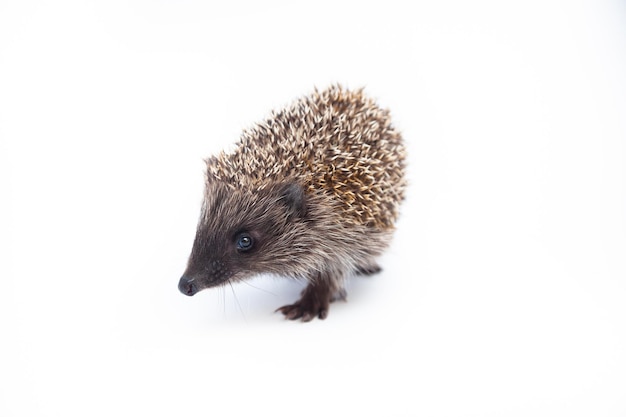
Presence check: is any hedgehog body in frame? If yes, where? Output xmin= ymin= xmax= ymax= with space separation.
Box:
xmin=179 ymin=85 xmax=406 ymax=322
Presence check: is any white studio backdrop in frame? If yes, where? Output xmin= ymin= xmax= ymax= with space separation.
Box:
xmin=1 ymin=1 xmax=625 ymax=416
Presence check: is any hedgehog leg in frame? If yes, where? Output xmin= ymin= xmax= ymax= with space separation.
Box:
xmin=355 ymin=260 xmax=382 ymax=276
xmin=276 ymin=271 xmax=341 ymax=322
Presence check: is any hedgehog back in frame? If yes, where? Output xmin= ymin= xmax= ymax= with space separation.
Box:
xmin=205 ymin=86 xmax=406 ymax=229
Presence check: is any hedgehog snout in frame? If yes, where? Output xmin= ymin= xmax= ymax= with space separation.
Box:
xmin=178 ymin=275 xmax=198 ymax=296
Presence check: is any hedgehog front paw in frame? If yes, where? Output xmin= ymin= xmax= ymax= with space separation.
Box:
xmin=275 ymin=282 xmax=332 ymax=322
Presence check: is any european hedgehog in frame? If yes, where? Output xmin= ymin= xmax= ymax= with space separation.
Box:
xmin=178 ymin=85 xmax=406 ymax=321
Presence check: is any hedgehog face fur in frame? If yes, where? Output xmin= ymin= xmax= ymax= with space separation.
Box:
xmin=179 ymin=181 xmax=310 ymax=294
xmin=178 ymin=85 xmax=406 ymax=322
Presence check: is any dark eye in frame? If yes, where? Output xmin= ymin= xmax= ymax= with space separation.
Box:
xmin=235 ymin=233 xmax=254 ymax=251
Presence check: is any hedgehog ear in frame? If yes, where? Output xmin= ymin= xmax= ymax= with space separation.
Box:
xmin=278 ymin=182 xmax=307 ymax=220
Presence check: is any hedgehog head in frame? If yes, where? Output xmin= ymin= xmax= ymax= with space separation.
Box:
xmin=178 ymin=180 xmax=310 ymax=296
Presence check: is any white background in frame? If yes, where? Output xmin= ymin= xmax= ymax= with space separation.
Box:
xmin=1 ymin=1 xmax=625 ymax=416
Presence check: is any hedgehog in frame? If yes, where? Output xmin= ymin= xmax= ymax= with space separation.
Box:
xmin=178 ymin=85 xmax=406 ymax=322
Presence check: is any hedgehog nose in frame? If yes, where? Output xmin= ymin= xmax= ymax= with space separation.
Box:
xmin=178 ymin=275 xmax=198 ymax=296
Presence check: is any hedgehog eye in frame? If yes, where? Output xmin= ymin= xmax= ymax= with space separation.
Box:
xmin=235 ymin=233 xmax=254 ymax=252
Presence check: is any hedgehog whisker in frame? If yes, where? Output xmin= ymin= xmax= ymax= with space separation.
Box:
xmin=239 ymin=279 xmax=277 ymax=296
xmin=229 ymin=281 xmax=246 ymax=322
xmin=220 ymin=285 xmax=226 ymax=317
